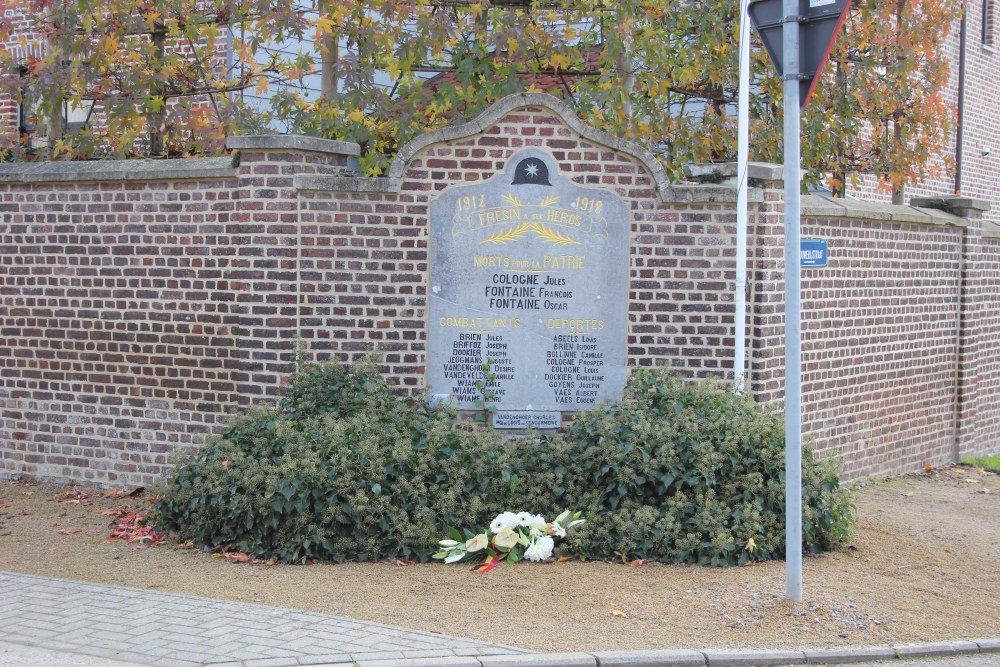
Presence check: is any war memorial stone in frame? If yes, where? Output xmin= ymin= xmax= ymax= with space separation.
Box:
xmin=428 ymin=149 xmax=629 ymax=426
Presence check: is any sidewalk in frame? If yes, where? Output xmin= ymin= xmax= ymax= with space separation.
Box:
xmin=0 ymin=572 xmax=528 ymax=666
xmin=1 ymin=571 xmax=997 ymax=667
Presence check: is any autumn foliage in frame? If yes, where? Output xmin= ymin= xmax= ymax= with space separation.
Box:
xmin=0 ymin=0 xmax=959 ymax=190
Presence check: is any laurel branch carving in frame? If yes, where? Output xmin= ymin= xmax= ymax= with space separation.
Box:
xmin=481 ymin=222 xmax=532 ymax=245
xmin=479 ymin=222 xmax=582 ymax=246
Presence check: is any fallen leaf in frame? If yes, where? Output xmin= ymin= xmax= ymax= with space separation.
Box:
xmin=615 ymin=551 xmax=644 ymax=565
xmin=175 ymin=541 xmax=195 ymax=550
xmin=745 ymin=537 xmax=758 ymax=553
xmin=265 ymin=557 xmax=278 ymax=566
xmin=922 ymin=461 xmax=934 ymax=473
xmin=53 ymin=490 xmax=90 ymax=504
xmin=611 ymin=609 xmax=628 ymax=618
xmin=148 ymin=583 xmax=165 ymax=588
xmin=58 ymin=528 xmax=83 ymax=535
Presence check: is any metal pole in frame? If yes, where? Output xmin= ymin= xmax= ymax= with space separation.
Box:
xmin=782 ymin=0 xmax=803 ymax=602
xmin=735 ymin=0 xmax=751 ymax=395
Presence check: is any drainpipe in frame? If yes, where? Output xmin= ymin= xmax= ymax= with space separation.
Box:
xmin=954 ymin=2 xmax=967 ymax=194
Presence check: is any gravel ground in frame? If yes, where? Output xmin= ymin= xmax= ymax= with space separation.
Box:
xmin=0 ymin=465 xmax=997 ymax=653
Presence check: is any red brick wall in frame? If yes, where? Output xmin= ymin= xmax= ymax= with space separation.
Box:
xmin=976 ymin=236 xmax=1000 ymax=455
xmin=796 ymin=216 xmax=964 ymax=478
xmin=0 ymin=145 xmax=353 ymax=485
xmin=1 ymin=95 xmax=997 ymax=487
xmin=0 ymin=177 xmax=243 ymax=484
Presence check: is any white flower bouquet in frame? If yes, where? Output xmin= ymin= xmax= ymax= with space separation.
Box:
xmin=433 ymin=510 xmax=585 ymax=572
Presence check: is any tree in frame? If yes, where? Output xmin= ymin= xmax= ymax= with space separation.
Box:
xmin=259 ymin=0 xmax=965 ymax=189
xmin=0 ymin=0 xmax=305 ymax=158
xmin=751 ymin=0 xmax=961 ymax=198
xmin=1 ymin=0 xmax=961 ymax=197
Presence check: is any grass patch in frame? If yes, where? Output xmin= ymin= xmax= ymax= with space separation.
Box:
xmin=961 ymin=454 xmax=1000 ymax=473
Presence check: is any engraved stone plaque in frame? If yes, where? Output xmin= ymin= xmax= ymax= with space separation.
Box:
xmin=428 ymin=148 xmax=629 ymax=412
xmin=492 ymin=411 xmax=562 ymax=430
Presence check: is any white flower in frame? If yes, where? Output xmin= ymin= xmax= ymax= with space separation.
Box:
xmin=515 ymin=511 xmax=533 ymax=527
xmin=494 ymin=527 xmax=520 ymax=549
xmin=438 ymin=539 xmax=459 ymax=548
xmin=529 ymin=526 xmax=544 ymax=537
xmin=537 ymin=535 xmax=554 ymax=559
xmin=444 ymin=550 xmax=466 ymax=564
xmin=465 ymin=533 xmax=488 ymax=553
xmin=490 ymin=511 xmax=519 ymax=534
xmin=568 ymin=519 xmax=586 ymax=528
xmin=525 ymin=535 xmax=555 ymax=561
xmin=524 ymin=537 xmax=546 ymax=562
xmin=548 ymin=521 xmax=566 ymax=538
xmin=527 ymin=514 xmax=547 ymax=531
xmin=555 ymin=510 xmax=571 ymax=524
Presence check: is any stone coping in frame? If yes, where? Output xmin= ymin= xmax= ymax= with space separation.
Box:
xmin=802 ymin=194 xmax=968 ymax=227
xmin=983 ymin=220 xmax=1000 ymax=239
xmin=911 ymin=195 xmax=991 ymax=213
xmin=226 ymin=134 xmax=360 ymax=156
xmin=295 ymin=174 xmax=403 ymax=193
xmin=0 ymin=156 xmax=236 ymax=183
xmin=684 ymin=161 xmax=785 ymax=182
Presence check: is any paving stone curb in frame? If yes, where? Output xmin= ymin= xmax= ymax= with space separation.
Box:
xmin=701 ymin=649 xmax=806 ymax=666
xmin=801 ymin=645 xmax=898 ymax=663
xmin=891 ymin=641 xmax=984 ymax=659
xmin=976 ymin=638 xmax=1000 ymax=653
xmin=4 ymin=636 xmax=1000 ymax=667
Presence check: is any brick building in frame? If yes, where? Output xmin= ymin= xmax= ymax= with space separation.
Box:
xmin=850 ymin=0 xmax=1000 ymax=230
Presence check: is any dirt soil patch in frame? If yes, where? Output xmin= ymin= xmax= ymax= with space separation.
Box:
xmin=1 ymin=465 xmax=998 ymax=652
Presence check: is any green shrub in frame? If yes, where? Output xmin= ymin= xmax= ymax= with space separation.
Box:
xmin=514 ymin=371 xmax=854 ymax=564
xmin=151 ymin=359 xmax=853 ymax=565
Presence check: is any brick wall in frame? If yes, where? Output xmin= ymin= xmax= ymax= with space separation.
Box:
xmin=1 ymin=93 xmax=997 ymax=487
xmin=796 ymin=208 xmax=965 ymax=478
xmin=976 ymin=235 xmax=1000 ymax=454
xmin=0 ymin=167 xmax=243 ymax=484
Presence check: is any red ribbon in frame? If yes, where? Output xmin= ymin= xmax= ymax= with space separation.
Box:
xmin=475 ymin=555 xmax=501 ymax=573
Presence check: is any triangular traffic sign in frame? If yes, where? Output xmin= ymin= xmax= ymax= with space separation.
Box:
xmin=748 ymin=0 xmax=852 ymax=108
